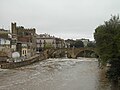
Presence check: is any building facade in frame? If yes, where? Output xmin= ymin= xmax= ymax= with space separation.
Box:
xmin=36 ymin=34 xmax=56 ymax=52
xmin=11 ymin=22 xmax=36 ymax=57
xmin=36 ymin=34 xmax=65 ymax=52
xmin=55 ymin=38 xmax=65 ymax=48
xmin=0 ymin=29 xmax=11 ymax=49
xmin=0 ymin=29 xmax=11 ymax=62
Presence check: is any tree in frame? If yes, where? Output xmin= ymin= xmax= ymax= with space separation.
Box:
xmin=74 ymin=40 xmax=84 ymax=48
xmin=44 ymin=43 xmax=53 ymax=49
xmin=65 ymin=39 xmax=75 ymax=48
xmin=94 ymin=15 xmax=120 ymax=81
xmin=65 ymin=39 xmax=84 ymax=48
xmin=87 ymin=41 xmax=96 ymax=48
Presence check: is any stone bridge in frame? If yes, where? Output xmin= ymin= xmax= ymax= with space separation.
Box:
xmin=44 ymin=47 xmax=98 ymax=58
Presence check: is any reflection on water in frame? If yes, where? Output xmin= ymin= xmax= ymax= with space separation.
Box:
xmin=0 ymin=58 xmax=111 ymax=90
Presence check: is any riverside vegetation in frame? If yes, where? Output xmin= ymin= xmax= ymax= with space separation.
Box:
xmin=94 ymin=15 xmax=120 ymax=88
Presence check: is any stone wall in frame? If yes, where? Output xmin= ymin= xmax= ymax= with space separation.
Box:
xmin=0 ymin=57 xmax=7 ymax=62
xmin=1 ymin=53 xmax=46 ymax=69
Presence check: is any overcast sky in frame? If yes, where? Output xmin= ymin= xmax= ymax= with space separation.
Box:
xmin=0 ymin=0 xmax=120 ymax=40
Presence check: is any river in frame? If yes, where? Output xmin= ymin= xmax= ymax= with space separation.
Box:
xmin=0 ymin=58 xmax=111 ymax=90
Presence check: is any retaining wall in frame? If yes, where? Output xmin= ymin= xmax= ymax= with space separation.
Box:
xmin=1 ymin=53 xmax=46 ymax=69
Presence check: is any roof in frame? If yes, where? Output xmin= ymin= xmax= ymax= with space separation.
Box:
xmin=0 ymin=29 xmax=9 ymax=32
xmin=37 ymin=34 xmax=55 ymax=38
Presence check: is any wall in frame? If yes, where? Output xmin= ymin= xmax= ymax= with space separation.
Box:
xmin=0 ymin=57 xmax=8 ymax=62
xmin=1 ymin=53 xmax=46 ymax=69
xmin=0 ymin=38 xmax=10 ymax=45
xmin=11 ymin=22 xmax=36 ymax=56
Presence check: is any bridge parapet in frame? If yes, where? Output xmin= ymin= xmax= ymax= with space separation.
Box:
xmin=45 ymin=47 xmax=97 ymax=58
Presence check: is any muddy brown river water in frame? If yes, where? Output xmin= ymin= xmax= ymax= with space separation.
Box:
xmin=0 ymin=58 xmax=111 ymax=90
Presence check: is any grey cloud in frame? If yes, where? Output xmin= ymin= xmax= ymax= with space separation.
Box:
xmin=0 ymin=0 xmax=120 ymax=40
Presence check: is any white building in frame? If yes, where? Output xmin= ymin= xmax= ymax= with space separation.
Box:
xmin=36 ymin=33 xmax=65 ymax=52
xmin=36 ymin=34 xmax=56 ymax=51
xmin=80 ymin=38 xmax=90 ymax=47
xmin=0 ymin=29 xmax=11 ymax=50
xmin=0 ymin=38 xmax=10 ymax=48
xmin=0 ymin=29 xmax=11 ymax=60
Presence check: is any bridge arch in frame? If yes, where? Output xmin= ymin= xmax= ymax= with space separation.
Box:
xmin=46 ymin=48 xmax=99 ymax=58
xmin=48 ymin=49 xmax=67 ymax=58
xmin=75 ymin=49 xmax=99 ymax=58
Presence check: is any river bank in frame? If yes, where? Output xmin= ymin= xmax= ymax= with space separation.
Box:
xmin=0 ymin=53 xmax=46 ymax=69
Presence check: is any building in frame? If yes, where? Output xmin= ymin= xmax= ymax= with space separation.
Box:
xmin=0 ymin=29 xmax=11 ymax=62
xmin=36 ymin=34 xmax=56 ymax=52
xmin=36 ymin=33 xmax=65 ymax=52
xmin=79 ymin=38 xmax=90 ymax=47
xmin=65 ymin=39 xmax=74 ymax=48
xmin=55 ymin=38 xmax=65 ymax=48
xmin=11 ymin=22 xmax=36 ymax=57
xmin=0 ymin=29 xmax=11 ymax=49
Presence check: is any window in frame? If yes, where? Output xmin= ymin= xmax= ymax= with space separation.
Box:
xmin=23 ymin=50 xmax=24 ymax=54
xmin=25 ymin=50 xmax=26 ymax=54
